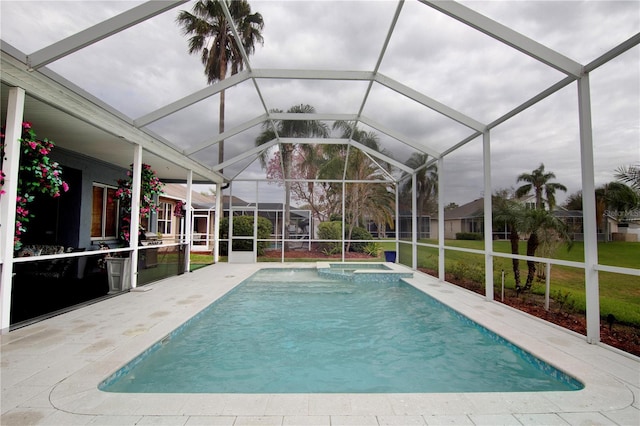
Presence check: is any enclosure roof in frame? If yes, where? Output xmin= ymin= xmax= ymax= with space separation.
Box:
xmin=1 ymin=1 xmax=638 ymax=199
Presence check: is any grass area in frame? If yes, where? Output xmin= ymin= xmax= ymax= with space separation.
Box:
xmin=381 ymin=240 xmax=640 ymax=325
xmin=184 ymin=242 xmax=639 ymax=326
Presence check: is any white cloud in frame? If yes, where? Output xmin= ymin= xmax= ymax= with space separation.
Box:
xmin=1 ymin=0 xmax=638 ymax=207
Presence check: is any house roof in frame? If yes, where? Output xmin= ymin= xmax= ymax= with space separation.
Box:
xmin=443 ymin=197 xmax=585 ymax=220
xmin=161 ymin=183 xmax=215 ymax=209
xmin=444 ymin=198 xmax=485 ymax=220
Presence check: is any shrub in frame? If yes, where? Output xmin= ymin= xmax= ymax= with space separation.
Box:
xmin=317 ymin=221 xmax=375 ymax=253
xmin=363 ymin=242 xmax=381 ymax=257
xmin=456 ymin=232 xmax=483 ymax=240
xmin=219 ymin=215 xmax=272 ymax=256
xmin=348 ymin=226 xmax=374 ymax=253
xmin=318 ymin=221 xmax=342 ymax=254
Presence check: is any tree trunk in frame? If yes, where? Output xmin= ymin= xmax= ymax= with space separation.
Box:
xmin=509 ymin=225 xmax=522 ymax=292
xmin=524 ymin=232 xmax=539 ymax=290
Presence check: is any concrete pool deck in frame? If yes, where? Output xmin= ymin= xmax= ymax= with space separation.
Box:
xmin=1 ymin=262 xmax=638 ymax=425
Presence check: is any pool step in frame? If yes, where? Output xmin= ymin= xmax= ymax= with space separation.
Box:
xmin=317 ymin=262 xmax=413 ymax=282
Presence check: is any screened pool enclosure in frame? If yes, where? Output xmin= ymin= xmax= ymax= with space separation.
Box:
xmin=1 ymin=1 xmax=639 ymax=347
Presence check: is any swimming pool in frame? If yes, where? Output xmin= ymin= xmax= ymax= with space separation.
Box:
xmin=100 ymin=267 xmax=582 ymax=393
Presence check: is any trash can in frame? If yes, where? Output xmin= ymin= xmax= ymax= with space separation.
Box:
xmin=384 ymin=250 xmax=397 ymax=263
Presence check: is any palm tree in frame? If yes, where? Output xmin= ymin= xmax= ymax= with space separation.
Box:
xmin=402 ymin=152 xmax=438 ymax=238
xmin=492 ymin=194 xmax=525 ymax=292
xmin=596 ymin=181 xmax=640 ymax=231
xmin=515 ymin=163 xmax=567 ymax=210
xmin=326 ymin=121 xmax=395 ymax=249
xmin=615 ymin=164 xmax=640 ymax=192
xmin=177 ymin=0 xmax=264 ymax=171
xmin=255 ymin=104 xmax=329 ymax=249
xmin=519 ymin=208 xmax=571 ymax=291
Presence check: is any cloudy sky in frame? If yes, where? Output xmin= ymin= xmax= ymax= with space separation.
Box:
xmin=1 ymin=0 xmax=638 ymax=206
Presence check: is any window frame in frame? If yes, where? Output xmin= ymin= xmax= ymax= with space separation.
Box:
xmin=91 ymin=183 xmax=119 ymax=241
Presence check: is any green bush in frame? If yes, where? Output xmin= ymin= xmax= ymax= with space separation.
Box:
xmin=317 ymin=221 xmax=374 ymax=253
xmin=318 ymin=221 xmax=342 ymax=254
xmin=219 ymin=215 xmax=272 ymax=256
xmin=456 ymin=232 xmax=483 ymax=240
xmin=348 ymin=226 xmax=374 ymax=253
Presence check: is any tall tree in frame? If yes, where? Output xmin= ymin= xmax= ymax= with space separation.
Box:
xmin=324 ymin=122 xmax=395 ymax=249
xmin=615 ymin=164 xmax=640 ymax=192
xmin=492 ymin=192 xmax=525 ymax=292
xmin=515 ymin=163 xmax=567 ymax=210
xmin=255 ymin=104 xmax=329 ymax=249
xmin=596 ymin=181 xmax=640 ymax=230
xmin=177 ymin=0 xmax=264 ymax=171
xmin=519 ymin=208 xmax=571 ymax=290
xmin=402 ymin=152 xmax=438 ymax=238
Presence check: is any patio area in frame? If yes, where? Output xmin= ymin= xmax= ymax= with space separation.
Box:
xmin=1 ymin=263 xmax=638 ymax=426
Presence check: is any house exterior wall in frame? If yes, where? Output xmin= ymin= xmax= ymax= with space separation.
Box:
xmin=49 ymin=148 xmax=127 ymax=252
xmin=444 ymin=219 xmax=463 ymax=239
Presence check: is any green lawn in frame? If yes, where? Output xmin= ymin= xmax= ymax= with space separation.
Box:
xmin=186 ymin=242 xmax=639 ymax=325
xmin=382 ymin=240 xmax=640 ymax=325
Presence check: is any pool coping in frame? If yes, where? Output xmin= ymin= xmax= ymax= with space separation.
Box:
xmin=2 ymin=262 xmax=639 ymax=425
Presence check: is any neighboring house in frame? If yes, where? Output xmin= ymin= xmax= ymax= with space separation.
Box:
xmin=161 ymin=185 xmax=313 ymax=250
xmin=439 ymin=198 xmax=588 ymax=241
xmin=603 ymin=210 xmax=640 ymax=242
xmin=441 ymin=198 xmax=485 ymax=240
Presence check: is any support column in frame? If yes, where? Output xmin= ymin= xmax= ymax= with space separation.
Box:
xmin=184 ymin=170 xmax=193 ymax=273
xmin=341 ymin=180 xmax=345 ymax=262
xmin=438 ymin=157 xmax=445 ymax=282
xmin=412 ymin=173 xmax=418 ymax=269
xmin=213 ymin=183 xmax=222 ymax=263
xmin=395 ymin=182 xmax=400 ymax=258
xmin=0 ymin=87 xmax=25 ymax=333
xmin=129 ymin=145 xmax=142 ymax=289
xmin=578 ymin=74 xmax=600 ymax=344
xmin=483 ymin=131 xmax=494 ymax=301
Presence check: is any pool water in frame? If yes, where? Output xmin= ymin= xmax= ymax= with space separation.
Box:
xmin=100 ymin=268 xmax=582 ymax=393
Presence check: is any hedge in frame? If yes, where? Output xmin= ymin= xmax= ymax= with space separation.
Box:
xmin=219 ymin=215 xmax=272 ymax=255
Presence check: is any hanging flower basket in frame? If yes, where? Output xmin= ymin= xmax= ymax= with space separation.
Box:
xmin=1 ymin=122 xmax=69 ymax=251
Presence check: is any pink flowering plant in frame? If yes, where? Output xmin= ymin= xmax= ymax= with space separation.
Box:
xmin=115 ymin=163 xmax=164 ymax=243
xmin=0 ymin=122 xmax=69 ymax=250
xmin=173 ymin=200 xmax=185 ymax=217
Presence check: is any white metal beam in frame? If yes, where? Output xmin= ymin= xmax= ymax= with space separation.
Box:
xmin=134 ymin=71 xmax=251 ymax=127
xmin=279 ymin=138 xmax=349 ymax=145
xmin=212 ymin=139 xmax=278 ymax=172
xmin=349 ymin=140 xmax=414 ymax=174
xmin=438 ymin=157 xmax=445 ymax=282
xmin=488 ymin=76 xmax=575 ymax=130
xmin=357 ymin=0 xmax=406 ymax=117
xmin=375 ymin=73 xmax=486 ymax=132
xmin=584 ymin=32 xmax=640 ymax=73
xmin=268 ymin=113 xmax=358 ymax=122
xmin=27 ymin=1 xmax=188 ymax=70
xmin=483 ymin=131 xmax=494 ymax=301
xmin=2 ymin=53 xmax=223 ymax=183
xmin=358 ymin=115 xmax=441 ymax=159
xmin=577 ymin=75 xmax=600 ymax=344
xmin=420 ymin=0 xmax=583 ymax=77
xmin=251 ymin=69 xmax=374 ymax=81
xmin=187 ymin=114 xmax=268 ymax=156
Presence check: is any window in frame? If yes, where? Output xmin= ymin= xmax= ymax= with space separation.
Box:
xmin=158 ymin=202 xmax=173 ymax=235
xmin=91 ymin=184 xmax=118 ymax=239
